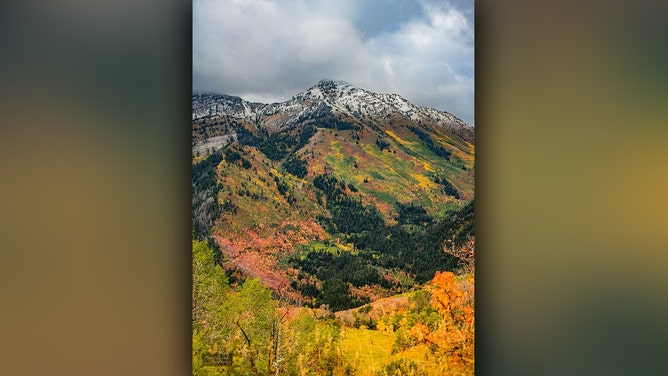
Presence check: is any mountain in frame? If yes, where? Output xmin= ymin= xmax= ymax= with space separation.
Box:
xmin=192 ymin=79 xmax=474 ymax=309
xmin=193 ymin=79 xmax=473 ymax=142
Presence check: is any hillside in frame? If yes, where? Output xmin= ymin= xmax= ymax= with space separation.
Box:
xmin=335 ymin=270 xmax=474 ymax=376
xmin=192 ymin=79 xmax=474 ymax=309
xmin=193 ymin=239 xmax=474 ymax=376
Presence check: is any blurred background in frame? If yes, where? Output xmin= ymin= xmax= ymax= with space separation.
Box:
xmin=1 ymin=0 xmax=667 ymax=374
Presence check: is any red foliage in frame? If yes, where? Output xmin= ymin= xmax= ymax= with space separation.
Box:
xmin=213 ymin=217 xmax=327 ymax=303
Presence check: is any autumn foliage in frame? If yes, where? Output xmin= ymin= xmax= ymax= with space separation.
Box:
xmin=192 ymin=102 xmax=475 ymax=374
xmin=410 ymin=271 xmax=474 ymax=375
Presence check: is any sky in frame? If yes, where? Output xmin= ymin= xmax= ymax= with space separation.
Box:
xmin=193 ymin=0 xmax=474 ymax=124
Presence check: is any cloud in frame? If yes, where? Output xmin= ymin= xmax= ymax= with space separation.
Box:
xmin=193 ymin=0 xmax=474 ymax=124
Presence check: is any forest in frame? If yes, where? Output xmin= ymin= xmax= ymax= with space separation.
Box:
xmin=193 ymin=239 xmax=474 ymax=375
xmin=192 ymin=116 xmax=475 ymax=374
xmin=232 ymin=122 xmax=317 ymax=162
xmin=282 ymin=173 xmax=474 ymax=310
xmin=192 ymin=131 xmax=474 ymax=308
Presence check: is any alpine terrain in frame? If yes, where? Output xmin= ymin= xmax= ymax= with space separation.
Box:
xmin=192 ymin=79 xmax=475 ymax=375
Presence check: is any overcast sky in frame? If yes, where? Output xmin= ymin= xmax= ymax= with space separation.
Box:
xmin=193 ymin=0 xmax=474 ymax=124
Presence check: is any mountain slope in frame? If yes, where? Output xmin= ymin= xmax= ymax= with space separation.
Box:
xmin=192 ymin=79 xmax=474 ymax=308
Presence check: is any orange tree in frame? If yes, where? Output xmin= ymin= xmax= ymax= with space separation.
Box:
xmin=409 ymin=271 xmax=474 ymax=375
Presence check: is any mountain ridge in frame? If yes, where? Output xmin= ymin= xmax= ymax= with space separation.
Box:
xmin=192 ymin=79 xmax=473 ymax=143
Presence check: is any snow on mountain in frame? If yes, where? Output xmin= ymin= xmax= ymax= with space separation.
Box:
xmin=192 ymin=79 xmax=473 ymax=142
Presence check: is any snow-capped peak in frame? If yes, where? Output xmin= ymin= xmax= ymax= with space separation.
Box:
xmin=193 ymin=79 xmax=472 ymax=141
xmin=294 ymin=79 xmax=359 ymax=101
xmin=315 ymin=79 xmax=354 ymax=90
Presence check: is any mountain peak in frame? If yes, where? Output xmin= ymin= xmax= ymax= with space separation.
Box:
xmin=310 ymin=79 xmax=357 ymax=97
xmin=293 ymin=79 xmax=360 ymax=102
xmin=316 ymin=79 xmax=354 ymax=89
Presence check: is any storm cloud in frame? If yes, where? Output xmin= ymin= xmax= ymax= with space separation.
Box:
xmin=193 ymin=0 xmax=474 ymax=124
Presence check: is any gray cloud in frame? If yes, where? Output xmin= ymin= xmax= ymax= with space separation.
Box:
xmin=193 ymin=0 xmax=474 ymax=124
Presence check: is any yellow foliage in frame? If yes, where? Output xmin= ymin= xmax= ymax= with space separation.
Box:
xmin=408 ymin=323 xmax=430 ymax=343
xmin=384 ymin=130 xmax=409 ymax=146
xmin=412 ymin=172 xmax=433 ymax=189
xmin=404 ymin=271 xmax=475 ymax=375
xmin=422 ymin=161 xmax=433 ymax=172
